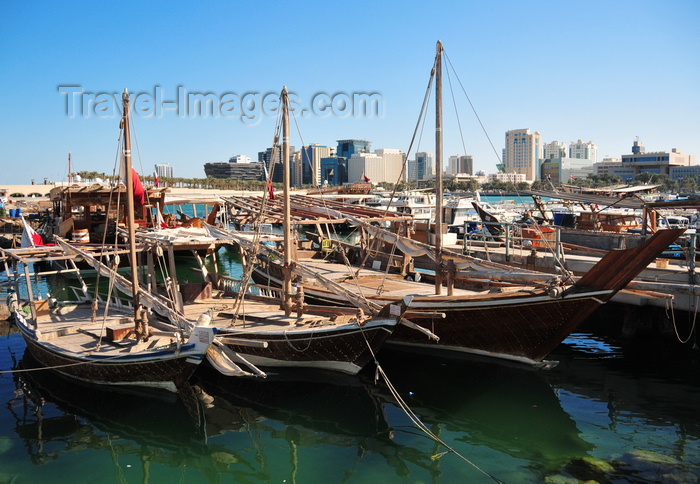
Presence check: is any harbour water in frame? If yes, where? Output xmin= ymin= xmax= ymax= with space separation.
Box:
xmin=1 ymin=246 xmax=699 ymax=482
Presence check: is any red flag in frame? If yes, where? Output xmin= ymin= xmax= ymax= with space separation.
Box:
xmin=20 ymin=216 xmax=44 ymax=248
xmin=361 ymin=172 xmax=371 ymax=183
xmin=263 ymin=162 xmax=275 ymax=200
xmin=570 ymin=175 xmax=575 ymax=181
xmin=154 ymin=171 xmax=159 ymax=187
xmin=132 ymin=168 xmax=145 ymax=205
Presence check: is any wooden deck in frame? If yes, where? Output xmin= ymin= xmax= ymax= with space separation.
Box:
xmin=296 ymin=257 xmax=491 ymax=299
xmin=179 ymin=297 xmax=360 ymax=333
xmin=34 ymin=303 xmax=181 ymax=356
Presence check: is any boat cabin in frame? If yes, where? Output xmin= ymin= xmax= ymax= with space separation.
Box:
xmin=657 ymin=215 xmax=690 ymax=230
xmin=47 ymin=183 xmax=168 ymax=242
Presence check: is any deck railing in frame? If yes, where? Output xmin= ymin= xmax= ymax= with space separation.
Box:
xmin=217 ymin=274 xmax=284 ymax=299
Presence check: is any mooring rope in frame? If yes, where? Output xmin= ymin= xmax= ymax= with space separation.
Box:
xmin=357 ymin=330 xmax=504 ymax=483
xmin=668 ymin=296 xmax=698 ymax=344
xmin=373 ymin=362 xmax=504 ymax=483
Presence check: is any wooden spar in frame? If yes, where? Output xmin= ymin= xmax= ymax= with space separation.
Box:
xmin=434 ymin=40 xmax=444 ymax=295
xmin=282 ymin=87 xmax=293 ymax=316
xmin=121 ymin=89 xmax=145 ymax=337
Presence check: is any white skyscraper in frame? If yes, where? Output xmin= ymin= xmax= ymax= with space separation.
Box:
xmin=154 ymin=163 xmax=174 ymax=178
xmin=374 ymin=148 xmax=405 ymax=184
xmin=543 ymin=141 xmax=567 ymax=160
xmin=569 ymin=140 xmax=597 ymax=163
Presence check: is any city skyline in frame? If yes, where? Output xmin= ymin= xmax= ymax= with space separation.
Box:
xmin=1 ymin=1 xmax=698 ymax=185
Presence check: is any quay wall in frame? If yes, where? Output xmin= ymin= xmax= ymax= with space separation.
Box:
xmin=1 ymin=184 xmax=269 ymax=205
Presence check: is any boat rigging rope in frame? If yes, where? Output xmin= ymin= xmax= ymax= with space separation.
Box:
xmin=230 ymin=111 xmax=282 ymax=318
xmin=442 ymin=48 xmax=578 ymax=284
xmin=356 ymin=55 xmax=436 ymax=278
xmin=289 ymin=104 xmax=373 ymax=308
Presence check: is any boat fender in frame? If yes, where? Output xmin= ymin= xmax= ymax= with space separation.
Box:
xmin=548 ymin=286 xmax=562 ymax=298
xmin=174 ymin=332 xmax=181 ymax=353
xmin=6 ymin=289 xmax=17 ymax=312
xmin=198 ymin=311 xmax=212 ymax=326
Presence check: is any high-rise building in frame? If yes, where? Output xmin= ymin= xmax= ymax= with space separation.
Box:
xmin=336 ymin=139 xmax=371 ymax=159
xmin=503 ymin=129 xmax=541 ymax=181
xmin=154 ymin=163 xmax=174 ymax=178
xmin=301 ymin=144 xmax=334 ymax=186
xmin=415 ymin=152 xmax=434 ymax=181
xmin=447 ymin=155 xmax=473 ymax=176
xmin=543 ymin=141 xmax=567 ymax=160
xmin=374 ymin=148 xmax=405 ymax=184
xmin=569 ymin=140 xmax=597 ymax=163
xmin=320 ymin=156 xmax=347 ymax=185
xmin=406 ymin=160 xmax=417 ymax=182
xmin=258 ymin=145 xmax=295 ymax=184
xmin=346 ymin=149 xmax=405 ymax=185
xmin=347 ymin=153 xmax=383 ymax=184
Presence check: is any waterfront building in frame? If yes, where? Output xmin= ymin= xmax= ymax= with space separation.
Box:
xmin=347 ymin=153 xmax=383 ymax=184
xmin=615 ymin=139 xmax=695 ymax=182
xmin=543 ymin=141 xmax=567 ymax=160
xmin=320 ymin=156 xmax=348 ymax=185
xmin=487 ymin=172 xmax=527 ymax=184
xmin=228 ymin=154 xmax=252 ymax=164
xmin=504 ymin=128 xmax=542 ymax=181
xmin=415 ymin=152 xmax=435 ymax=181
xmin=540 ymin=157 xmax=594 ymax=184
xmin=203 ymin=161 xmax=264 ymax=181
xmin=154 ymin=163 xmax=174 ymax=179
xmin=447 ymin=155 xmax=473 ymax=176
xmin=259 ymin=145 xmax=296 ymax=184
xmin=336 ymin=139 xmax=371 ymax=159
xmin=593 ymin=157 xmax=622 ymax=176
xmin=453 ymin=173 xmax=485 ymax=185
xmin=374 ymin=148 xmax=405 ymax=185
xmin=301 ymin=144 xmax=334 ymax=186
xmin=291 ymin=151 xmax=303 ymax=187
xmin=407 ymin=160 xmax=417 ymax=183
xmin=344 ymin=149 xmax=406 ymax=185
xmin=591 ymin=140 xmax=695 ymax=183
xmin=670 ymin=165 xmax=700 ymax=183
xmin=569 ymin=140 xmax=597 ymax=162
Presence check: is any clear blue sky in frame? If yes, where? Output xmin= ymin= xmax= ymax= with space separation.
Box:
xmin=1 ymin=0 xmax=699 ymax=185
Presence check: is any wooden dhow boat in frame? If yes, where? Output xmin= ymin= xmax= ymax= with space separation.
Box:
xmin=115 ymin=88 xmax=415 ymax=377
xmin=248 ymin=43 xmax=685 ymax=367
xmin=2 ymin=89 xmax=216 ymax=392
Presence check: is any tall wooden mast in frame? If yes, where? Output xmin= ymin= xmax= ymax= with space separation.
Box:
xmin=434 ymin=40 xmax=444 ymax=295
xmin=121 ymin=89 xmax=143 ymax=333
xmin=281 ymin=87 xmax=293 ymax=315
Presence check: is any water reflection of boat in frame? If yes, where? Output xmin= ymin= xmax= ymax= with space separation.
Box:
xmin=193 ymin=365 xmax=392 ymax=441
xmin=11 ymin=351 xmax=207 ymax=464
xmin=366 ymin=347 xmax=593 ymax=475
